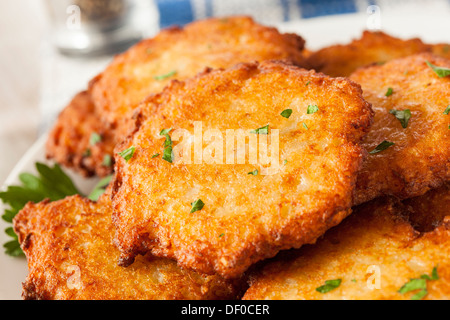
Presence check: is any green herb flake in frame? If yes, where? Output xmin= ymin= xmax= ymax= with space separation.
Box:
xmin=316 ymin=279 xmax=342 ymax=294
xmin=88 ymin=175 xmax=113 ymax=201
xmin=151 ymin=153 xmax=160 ymax=159
xmin=444 ymin=105 xmax=450 ymax=115
xmin=280 ymin=109 xmax=293 ymax=119
xmin=385 ymin=87 xmax=394 ymax=97
xmin=426 ymin=60 xmax=450 ymax=78
xmin=369 ymin=140 xmax=395 ymax=154
xmin=219 ymin=233 xmax=225 ymax=238
xmin=154 ymin=70 xmax=177 ymax=81
xmin=118 ymin=146 xmax=136 ymax=162
xmin=283 ymin=159 xmax=288 ymax=165
xmin=102 ymin=154 xmax=112 ymax=167
xmin=89 ymin=132 xmax=102 ymax=146
xmin=302 ymin=122 xmax=308 ymax=130
xmin=162 ymin=146 xmax=173 ymax=163
xmin=398 ymin=266 xmax=440 ymax=300
xmin=307 ymin=104 xmax=319 ymax=114
xmin=398 ymin=278 xmax=427 ymax=295
xmin=305 ymin=81 xmax=311 ymax=86
xmin=389 ymin=109 xmax=411 ymax=128
xmin=250 ymin=125 xmax=269 ymax=135
xmin=160 ymin=128 xmax=174 ymax=163
xmin=0 ymin=163 xmax=82 ymax=256
xmin=190 ymin=199 xmax=205 ymax=213
xmin=248 ymin=169 xmax=258 ymax=176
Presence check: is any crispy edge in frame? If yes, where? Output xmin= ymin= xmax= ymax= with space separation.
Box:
xmin=13 ymin=195 xmax=247 ymax=300
xmin=306 ymin=30 xmax=431 ymax=77
xmin=45 ymin=91 xmax=115 ymax=177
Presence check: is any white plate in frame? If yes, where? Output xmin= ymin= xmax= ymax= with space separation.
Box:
xmin=1 ymin=10 xmax=449 ymax=300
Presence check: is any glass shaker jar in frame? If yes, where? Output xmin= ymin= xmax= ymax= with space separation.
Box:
xmin=44 ymin=0 xmax=156 ymax=56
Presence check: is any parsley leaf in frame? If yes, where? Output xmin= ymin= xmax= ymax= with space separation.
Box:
xmin=389 ymin=109 xmax=411 ymax=128
xmin=102 ymin=154 xmax=112 ymax=167
xmin=151 ymin=153 xmax=160 ymax=159
xmin=444 ymin=105 xmax=450 ymax=115
xmin=385 ymin=87 xmax=394 ymax=97
xmin=280 ymin=109 xmax=293 ymax=119
xmin=426 ymin=61 xmax=450 ymax=78
xmin=154 ymin=70 xmax=177 ymax=81
xmin=248 ymin=169 xmax=258 ymax=176
xmin=302 ymin=122 xmax=308 ymax=130
xmin=118 ymin=146 xmax=136 ymax=162
xmin=89 ymin=132 xmax=102 ymax=146
xmin=162 ymin=146 xmax=174 ymax=163
xmin=160 ymin=129 xmax=174 ymax=163
xmin=88 ymin=175 xmax=113 ymax=201
xmin=316 ymin=279 xmax=342 ymax=293
xmin=190 ymin=199 xmax=205 ymax=213
xmin=307 ymin=105 xmax=319 ymax=114
xmin=369 ymin=141 xmax=395 ymax=154
xmin=250 ymin=125 xmax=269 ymax=135
xmin=398 ymin=266 xmax=440 ymax=300
xmin=0 ymin=163 xmax=83 ymax=257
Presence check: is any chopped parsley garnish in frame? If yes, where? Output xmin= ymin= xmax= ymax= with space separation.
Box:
xmin=118 ymin=146 xmax=136 ymax=162
xmin=190 ymin=199 xmax=205 ymax=213
xmin=162 ymin=146 xmax=173 ymax=163
xmin=160 ymin=128 xmax=174 ymax=163
xmin=426 ymin=60 xmax=450 ymax=78
xmin=307 ymin=104 xmax=319 ymax=114
xmin=280 ymin=109 xmax=293 ymax=119
xmin=316 ymin=279 xmax=342 ymax=293
xmin=89 ymin=132 xmax=102 ymax=146
xmin=248 ymin=169 xmax=258 ymax=176
xmin=154 ymin=70 xmax=177 ymax=81
xmin=369 ymin=140 xmax=395 ymax=154
xmin=302 ymin=122 xmax=308 ymax=130
xmin=398 ymin=266 xmax=439 ymax=300
xmin=305 ymin=81 xmax=311 ymax=86
xmin=83 ymin=149 xmax=91 ymax=157
xmin=151 ymin=153 xmax=160 ymax=159
xmin=444 ymin=105 xmax=450 ymax=115
xmin=389 ymin=109 xmax=411 ymax=128
xmin=219 ymin=233 xmax=225 ymax=238
xmin=88 ymin=174 xmax=113 ymax=201
xmin=385 ymin=87 xmax=394 ymax=97
xmin=283 ymin=159 xmax=288 ymax=165
xmin=102 ymin=154 xmax=112 ymax=167
xmin=250 ymin=125 xmax=269 ymax=135
xmin=0 ymin=163 xmax=82 ymax=256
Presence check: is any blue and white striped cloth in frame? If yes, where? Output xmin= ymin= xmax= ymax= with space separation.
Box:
xmin=154 ymin=0 xmax=447 ymax=28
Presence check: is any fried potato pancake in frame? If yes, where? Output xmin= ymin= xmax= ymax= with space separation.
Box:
xmin=45 ymin=91 xmax=116 ymax=177
xmin=46 ymin=16 xmax=306 ymax=177
xmin=243 ymin=185 xmax=450 ymax=300
xmin=351 ymin=53 xmax=450 ymax=205
xmin=111 ymin=60 xmax=373 ymax=278
xmin=306 ymin=31 xmax=431 ymax=77
xmin=13 ymin=195 xmax=245 ymax=300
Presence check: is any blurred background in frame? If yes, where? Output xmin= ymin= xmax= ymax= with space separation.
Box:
xmin=0 ymin=0 xmax=449 ymax=185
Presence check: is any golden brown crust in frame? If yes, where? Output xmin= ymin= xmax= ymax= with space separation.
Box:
xmin=46 ymin=16 xmax=306 ymax=177
xmin=351 ymin=53 xmax=450 ymax=205
xmin=45 ymin=91 xmax=115 ymax=177
xmin=111 ymin=60 xmax=373 ymax=278
xmin=13 ymin=195 xmax=245 ymax=300
xmin=306 ymin=30 xmax=431 ymax=77
xmin=243 ymin=185 xmax=450 ymax=300
xmin=432 ymin=43 xmax=450 ymax=60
